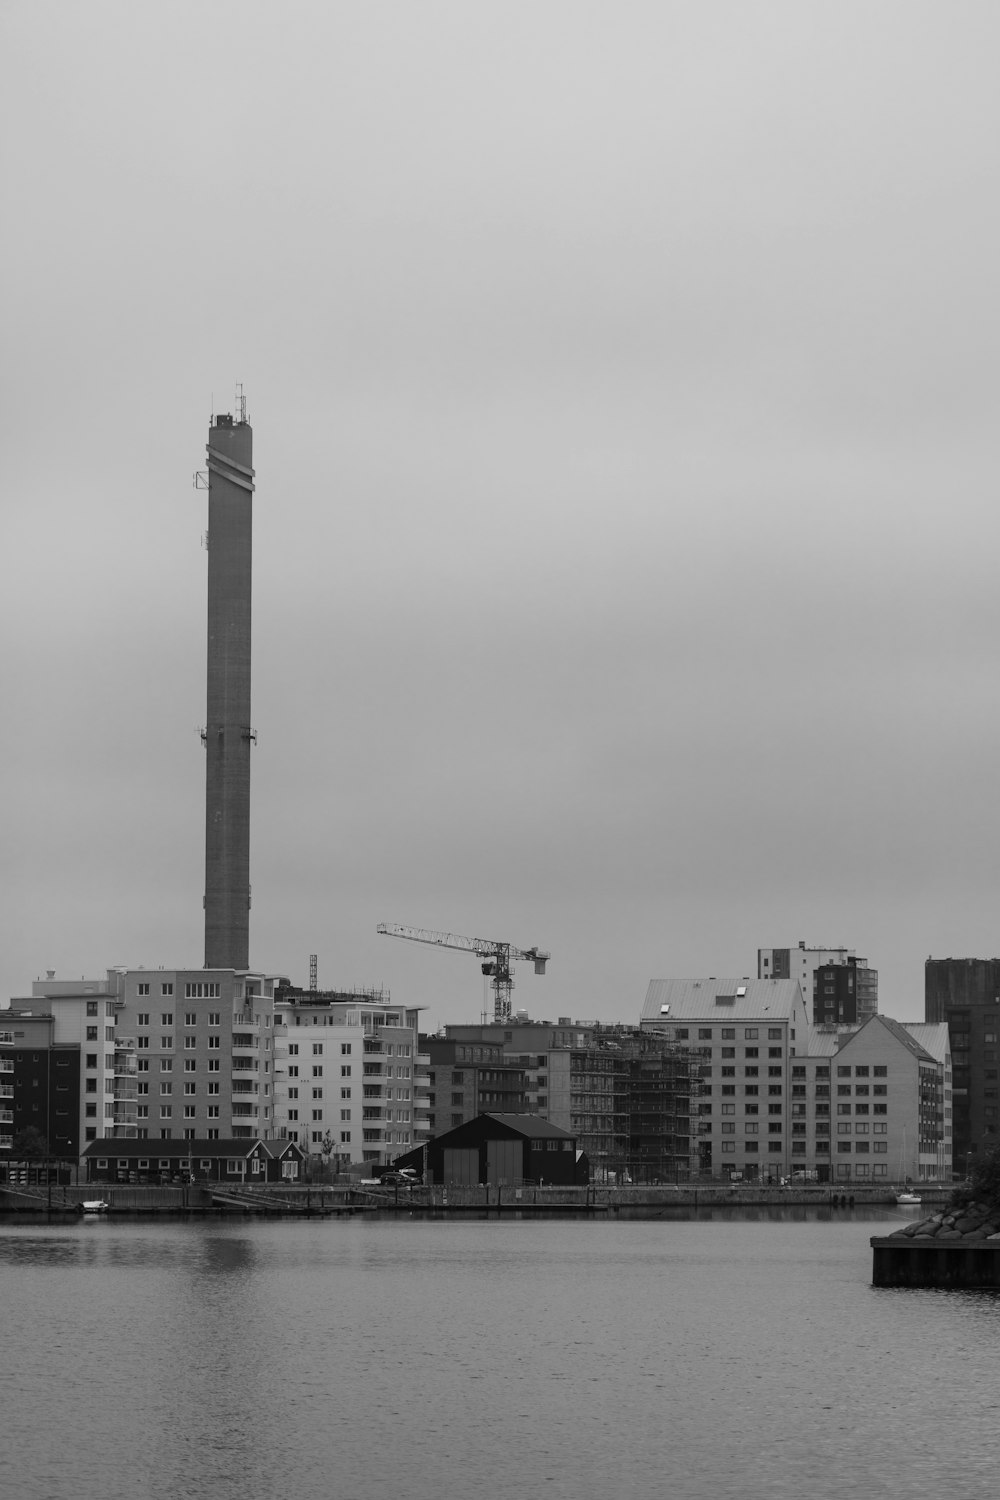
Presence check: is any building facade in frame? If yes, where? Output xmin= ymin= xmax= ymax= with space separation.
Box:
xmin=925 ymin=957 xmax=1000 ymax=1172
xmin=759 ymin=944 xmax=878 ymax=1023
xmin=641 ymin=978 xmax=812 ymax=1182
xmin=0 ymin=1007 xmax=80 ymax=1159
xmin=272 ymin=985 xmax=425 ymax=1168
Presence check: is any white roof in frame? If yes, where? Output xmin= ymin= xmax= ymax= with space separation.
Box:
xmin=899 ymin=1022 xmax=951 ymax=1066
xmin=641 ymin=977 xmax=805 ymax=1024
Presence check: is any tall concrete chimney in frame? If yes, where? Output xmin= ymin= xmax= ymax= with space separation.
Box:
xmin=203 ymin=408 xmax=254 ymax=969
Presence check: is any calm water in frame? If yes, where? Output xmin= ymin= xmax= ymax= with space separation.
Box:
xmin=1 ymin=1208 xmax=996 ymax=1500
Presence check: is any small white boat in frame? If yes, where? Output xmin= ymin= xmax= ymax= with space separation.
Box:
xmin=895 ymin=1190 xmax=921 ymax=1206
xmin=81 ymin=1199 xmax=110 ymax=1214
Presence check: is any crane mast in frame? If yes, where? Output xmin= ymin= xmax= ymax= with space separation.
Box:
xmin=376 ymin=923 xmax=549 ymax=1023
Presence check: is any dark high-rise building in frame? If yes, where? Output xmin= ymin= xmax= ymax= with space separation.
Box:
xmin=925 ymin=958 xmax=1000 ymax=1172
xmin=812 ymin=957 xmax=879 ymax=1026
xmin=203 ymin=409 xmax=254 ymax=970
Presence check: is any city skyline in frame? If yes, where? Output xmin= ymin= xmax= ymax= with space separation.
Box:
xmin=4 ymin=6 xmax=1000 ymax=1028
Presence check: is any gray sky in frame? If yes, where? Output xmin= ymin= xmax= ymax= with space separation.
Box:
xmin=3 ymin=2 xmax=999 ymax=1028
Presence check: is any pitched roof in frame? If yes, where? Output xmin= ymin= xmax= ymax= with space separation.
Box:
xmin=482 ymin=1113 xmax=574 ymax=1139
xmin=641 ymin=978 xmax=805 ymax=1023
xmin=835 ymin=1015 xmax=936 ymax=1065
xmin=898 ymin=1022 xmax=950 ymax=1066
xmin=82 ymin=1137 xmax=278 ymax=1160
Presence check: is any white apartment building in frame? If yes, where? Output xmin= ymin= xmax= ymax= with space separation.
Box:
xmin=640 ymin=978 xmax=812 ymax=1181
xmin=272 ymin=988 xmax=426 ymax=1168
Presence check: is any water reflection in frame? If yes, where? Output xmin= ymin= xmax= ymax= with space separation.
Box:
xmin=2 ymin=1213 xmax=998 ymax=1500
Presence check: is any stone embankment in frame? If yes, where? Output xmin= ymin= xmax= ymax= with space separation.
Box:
xmin=891 ymin=1200 xmax=1000 ymax=1244
xmin=871 ymin=1200 xmax=1000 ymax=1287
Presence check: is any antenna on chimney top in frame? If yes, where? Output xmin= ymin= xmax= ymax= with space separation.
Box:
xmin=236 ymin=382 xmax=247 ymax=425
xmin=309 ymin=954 xmax=318 ymax=992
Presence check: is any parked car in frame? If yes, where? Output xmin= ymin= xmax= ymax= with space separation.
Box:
xmin=379 ymin=1167 xmax=420 ymax=1186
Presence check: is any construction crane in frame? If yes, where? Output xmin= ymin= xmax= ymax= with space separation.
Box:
xmin=376 ymin=923 xmax=549 ymax=1023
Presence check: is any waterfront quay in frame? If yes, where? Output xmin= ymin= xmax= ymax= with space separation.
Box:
xmin=1 ymin=1179 xmax=952 ymax=1218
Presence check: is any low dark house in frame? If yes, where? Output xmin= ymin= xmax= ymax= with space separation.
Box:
xmin=82 ymin=1137 xmax=305 ymax=1185
xmin=398 ymin=1113 xmax=581 ymax=1186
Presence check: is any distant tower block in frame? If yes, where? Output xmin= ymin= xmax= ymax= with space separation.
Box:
xmin=203 ymin=407 xmax=255 ymax=970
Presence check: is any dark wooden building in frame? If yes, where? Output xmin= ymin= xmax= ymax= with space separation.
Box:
xmin=82 ymin=1137 xmax=305 ymax=1184
xmin=398 ymin=1113 xmax=581 ymax=1186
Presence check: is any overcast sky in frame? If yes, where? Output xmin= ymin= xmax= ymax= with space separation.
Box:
xmin=3 ymin=3 xmax=999 ymax=1028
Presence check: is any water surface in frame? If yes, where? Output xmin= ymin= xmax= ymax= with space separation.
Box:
xmin=1 ymin=1209 xmax=995 ymax=1500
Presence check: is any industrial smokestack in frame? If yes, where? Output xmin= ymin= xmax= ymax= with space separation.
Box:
xmin=203 ymin=404 xmax=254 ymax=970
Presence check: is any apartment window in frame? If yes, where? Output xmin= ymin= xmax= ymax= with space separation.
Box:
xmin=184 ymin=1059 xmax=196 ymax=1073
xmin=855 ymin=1122 xmax=869 ymax=1135
xmin=855 ymin=1085 xmax=869 ymax=1096
xmin=86 ymin=1027 xmax=98 ymax=1041
xmin=744 ymin=1029 xmax=758 ymax=1040
xmin=721 ymin=1085 xmax=735 ymax=1096
xmin=721 ymin=1067 xmax=735 ymax=1078
xmin=837 ymin=1142 xmax=852 ymax=1153
xmin=160 ymin=1059 xmax=173 ymax=1072
xmin=768 ymin=1067 xmax=782 ymax=1077
xmin=312 ymin=1065 xmax=323 ymax=1078
xmin=312 ymin=1043 xmax=323 ymax=1055
xmin=136 ymin=1036 xmax=149 ymax=1050
xmin=744 ymin=1067 xmax=759 ymax=1077
xmin=744 ymin=1085 xmax=758 ymax=1097
xmin=721 ymin=1047 xmax=735 ymax=1059
xmin=161 ymin=1013 xmax=173 ymax=1027
xmin=184 ymin=1036 xmax=197 ymax=1051
xmin=768 ymin=1121 xmax=782 ymax=1134
xmin=207 ymin=1106 xmax=219 ymax=1119
xmin=183 ymin=1107 xmax=195 ymax=1120
xmin=745 ymin=1048 xmax=759 ymax=1058
xmin=185 ymin=1012 xmax=197 ymax=1027
xmin=855 ymin=1104 xmax=869 ymax=1116
xmin=873 ymin=1141 xmax=888 ymax=1153
xmin=744 ymin=1103 xmax=758 ymax=1116
xmin=837 ymin=1103 xmax=852 ymax=1115
xmin=340 ymin=1131 xmax=351 ymax=1144
xmin=721 ymin=1103 xmax=736 ymax=1116
xmin=288 ymin=1066 xmax=299 ymax=1078
xmin=768 ymin=1029 xmax=781 ymax=1040
xmin=873 ymin=1122 xmax=887 ymax=1134
xmin=184 ymin=1083 xmax=196 ymax=1096
xmin=838 ymin=1085 xmax=852 ymax=1096
xmin=312 ymin=1109 xmax=323 ymax=1122
xmin=721 ymin=1141 xmax=735 ymax=1153
xmin=208 ymin=1037 xmax=220 ymax=1050
xmin=160 ymin=1082 xmax=172 ymax=1096
xmin=873 ymin=1104 xmax=887 ymax=1116
xmin=768 ymin=1085 xmax=782 ymax=1096
xmin=855 ymin=1066 xmax=869 ymax=1077
xmin=288 ymin=1109 xmax=299 ymax=1122
xmin=341 ymin=1088 xmax=351 ymax=1100
xmin=698 ymin=1029 xmax=712 ymax=1040
xmin=855 ymin=1141 xmax=870 ymax=1154
xmin=137 ymin=985 xmax=150 ymax=997
xmin=745 ymin=1121 xmax=758 ymax=1134
xmin=312 ymin=1088 xmax=323 ymax=1100
xmin=207 ymin=1083 xmax=219 ymax=1096
xmin=768 ymin=1103 xmax=782 ymax=1116
xmin=162 ymin=983 xmax=173 ymax=996
xmin=288 ymin=1087 xmax=299 ymax=1100
xmin=208 ymin=1012 xmax=220 ymax=1026
xmin=721 ymin=1122 xmax=735 ymax=1134
xmin=159 ymin=1107 xmax=172 ymax=1119
xmin=341 ymin=1066 xmax=351 ymax=1077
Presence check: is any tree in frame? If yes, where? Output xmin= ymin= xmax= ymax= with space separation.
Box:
xmin=11 ymin=1126 xmax=49 ymax=1158
xmin=950 ymin=1142 xmax=1000 ymax=1211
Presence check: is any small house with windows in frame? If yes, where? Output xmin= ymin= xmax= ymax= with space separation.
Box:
xmin=82 ymin=1137 xmax=305 ymax=1185
xmin=396 ymin=1112 xmax=580 ymax=1186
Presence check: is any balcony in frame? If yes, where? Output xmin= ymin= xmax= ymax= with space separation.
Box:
xmin=0 ymin=1085 xmax=13 ymax=1100
xmin=0 ymin=1060 xmax=12 ymax=1074
xmin=0 ymin=1032 xmax=13 ymax=1047
xmin=232 ymin=1080 xmax=257 ymax=1095
xmin=0 ymin=1110 xmax=13 ymax=1125
xmin=362 ymin=1107 xmax=385 ymax=1121
xmin=232 ymin=1039 xmax=258 ymax=1058
xmin=232 ymin=1105 xmax=259 ymax=1121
